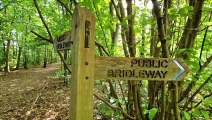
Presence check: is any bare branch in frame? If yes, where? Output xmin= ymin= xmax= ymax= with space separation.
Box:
xmin=111 ymin=0 xmax=122 ymax=22
xmin=56 ymin=0 xmax=72 ymax=15
xmin=57 ymin=51 xmax=72 ymax=74
xmin=179 ymin=55 xmax=212 ymax=102
xmin=32 ymin=0 xmax=72 ymax=74
xmin=91 ymin=0 xmax=110 ymax=54
xmin=33 ymin=0 xmax=54 ymax=41
xmin=30 ymin=30 xmax=53 ymax=43
xmin=194 ymin=92 xmax=212 ymax=108
xmin=183 ymin=74 xmax=212 ymax=110
xmin=95 ymin=41 xmax=110 ymax=56
xmin=199 ymin=14 xmax=211 ymax=66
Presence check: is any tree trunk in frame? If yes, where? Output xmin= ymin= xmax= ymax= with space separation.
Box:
xmin=151 ymin=0 xmax=170 ymax=120
xmin=126 ymin=0 xmax=145 ymax=119
xmin=49 ymin=49 xmax=53 ymax=63
xmin=118 ymin=1 xmax=129 ymax=57
xmin=15 ymin=46 xmax=22 ymax=70
xmin=24 ymin=52 xmax=28 ymax=69
xmin=2 ymin=42 xmax=6 ymax=63
xmin=36 ymin=48 xmax=41 ymax=65
xmin=63 ymin=50 xmax=68 ymax=85
xmin=43 ymin=45 xmax=47 ymax=68
xmin=4 ymin=40 xmax=11 ymax=73
xmin=109 ymin=2 xmax=119 ymax=56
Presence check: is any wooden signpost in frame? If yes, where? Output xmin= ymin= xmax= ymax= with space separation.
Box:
xmin=70 ymin=6 xmax=96 ymax=120
xmin=70 ymin=7 xmax=189 ymax=120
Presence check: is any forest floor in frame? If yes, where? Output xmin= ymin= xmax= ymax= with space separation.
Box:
xmin=0 ymin=63 xmax=70 ymax=120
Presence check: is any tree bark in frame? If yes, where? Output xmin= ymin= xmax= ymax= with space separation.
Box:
xmin=151 ymin=0 xmax=170 ymax=120
xmin=4 ymin=40 xmax=11 ymax=73
xmin=109 ymin=2 xmax=119 ymax=56
xmin=43 ymin=45 xmax=47 ymax=68
xmin=15 ymin=46 xmax=22 ymax=70
xmin=118 ymin=1 xmax=129 ymax=57
xmin=126 ymin=0 xmax=145 ymax=120
xmin=23 ymin=50 xmax=28 ymax=69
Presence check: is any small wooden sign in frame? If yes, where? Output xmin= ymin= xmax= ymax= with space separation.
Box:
xmin=54 ymin=31 xmax=72 ymax=51
xmin=95 ymin=57 xmax=189 ymax=81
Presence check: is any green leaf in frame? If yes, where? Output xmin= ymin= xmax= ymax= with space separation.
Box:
xmin=157 ymin=42 xmax=161 ymax=48
xmin=168 ymin=8 xmax=178 ymax=14
xmin=183 ymin=111 xmax=190 ymax=120
xmin=114 ymin=110 xmax=119 ymax=116
xmin=148 ymin=108 xmax=158 ymax=120
xmin=192 ymin=108 xmax=200 ymax=117
xmin=178 ymin=7 xmax=188 ymax=15
xmin=200 ymin=110 xmax=209 ymax=120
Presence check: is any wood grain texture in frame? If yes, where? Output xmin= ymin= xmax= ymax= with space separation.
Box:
xmin=95 ymin=57 xmax=189 ymax=81
xmin=70 ymin=6 xmax=95 ymax=120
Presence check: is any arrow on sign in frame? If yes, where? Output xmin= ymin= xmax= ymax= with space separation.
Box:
xmin=173 ymin=60 xmax=186 ymax=80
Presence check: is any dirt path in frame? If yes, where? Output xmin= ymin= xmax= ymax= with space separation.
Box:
xmin=0 ymin=63 xmax=70 ymax=120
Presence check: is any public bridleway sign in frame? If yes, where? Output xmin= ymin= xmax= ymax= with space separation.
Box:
xmin=70 ymin=6 xmax=189 ymax=120
xmin=95 ymin=57 xmax=189 ymax=81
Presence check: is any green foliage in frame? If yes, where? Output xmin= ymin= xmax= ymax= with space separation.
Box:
xmin=148 ymin=108 xmax=158 ymax=120
xmin=192 ymin=108 xmax=200 ymax=117
xmin=183 ymin=111 xmax=190 ymax=120
xmin=168 ymin=5 xmax=193 ymax=20
xmin=200 ymin=110 xmax=209 ymax=120
xmin=99 ymin=103 xmax=113 ymax=118
xmin=55 ymin=70 xmax=66 ymax=78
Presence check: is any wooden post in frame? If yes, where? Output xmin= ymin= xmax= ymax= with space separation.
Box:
xmin=70 ymin=6 xmax=96 ymax=120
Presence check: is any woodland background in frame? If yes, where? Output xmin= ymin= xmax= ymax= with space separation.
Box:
xmin=0 ymin=0 xmax=211 ymax=119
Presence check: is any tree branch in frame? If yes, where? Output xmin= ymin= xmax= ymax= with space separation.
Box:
xmin=199 ymin=14 xmax=211 ymax=66
xmin=151 ymin=0 xmax=169 ymax=58
xmin=194 ymin=92 xmax=212 ymax=108
xmin=183 ymin=74 xmax=212 ymax=110
xmin=91 ymin=0 xmax=110 ymax=54
xmin=57 ymin=51 xmax=72 ymax=74
xmin=31 ymin=30 xmax=53 ymax=43
xmin=33 ymin=0 xmax=54 ymax=41
xmin=179 ymin=55 xmax=212 ymax=102
xmin=32 ymin=0 xmax=72 ymax=74
xmin=30 ymin=30 xmax=72 ymax=74
xmin=0 ymin=4 xmax=10 ymax=11
xmin=111 ymin=0 xmax=122 ymax=22
xmin=95 ymin=41 xmax=110 ymax=56
xmin=56 ymin=0 xmax=72 ymax=15
xmin=73 ymin=0 xmax=78 ymax=5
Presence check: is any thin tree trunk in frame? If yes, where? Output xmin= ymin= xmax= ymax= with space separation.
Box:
xmin=109 ymin=2 xmax=119 ymax=56
xmin=3 ymin=42 xmax=6 ymax=63
xmin=36 ymin=48 xmax=41 ymax=65
xmin=16 ymin=46 xmax=22 ymax=70
xmin=151 ymin=0 xmax=170 ymax=120
xmin=24 ymin=49 xmax=28 ymax=69
xmin=43 ymin=45 xmax=47 ymax=68
xmin=63 ymin=50 xmax=68 ymax=85
xmin=126 ymin=0 xmax=146 ymax=119
xmin=5 ymin=40 xmax=11 ymax=73
xmin=118 ymin=1 xmax=129 ymax=57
